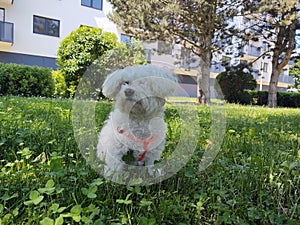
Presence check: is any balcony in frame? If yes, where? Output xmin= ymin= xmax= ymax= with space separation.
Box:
xmin=278 ymin=75 xmax=294 ymax=84
xmin=247 ymin=45 xmax=261 ymax=57
xmin=0 ymin=0 xmax=14 ymax=4
xmin=241 ymin=45 xmax=261 ymax=61
xmin=0 ymin=21 xmax=14 ymax=44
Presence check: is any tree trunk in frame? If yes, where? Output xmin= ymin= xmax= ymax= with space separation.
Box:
xmin=267 ymin=68 xmax=280 ymax=108
xmin=196 ymin=50 xmax=211 ymax=105
xmin=267 ymin=20 xmax=296 ymax=108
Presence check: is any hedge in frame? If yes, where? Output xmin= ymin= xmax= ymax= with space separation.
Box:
xmin=0 ymin=63 xmax=54 ymax=97
xmin=248 ymin=90 xmax=300 ymax=108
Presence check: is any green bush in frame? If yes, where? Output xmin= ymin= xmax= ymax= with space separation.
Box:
xmin=57 ymin=25 xmax=118 ymax=97
xmin=216 ymin=65 xmax=257 ymax=104
xmin=51 ymin=70 xmax=67 ymax=98
xmin=0 ymin=63 xmax=54 ymax=97
xmin=248 ymin=90 xmax=300 ymax=108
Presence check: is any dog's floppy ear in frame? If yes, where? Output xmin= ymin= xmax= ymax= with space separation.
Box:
xmin=146 ymin=66 xmax=178 ymax=98
xmin=102 ymin=69 xmax=124 ymax=99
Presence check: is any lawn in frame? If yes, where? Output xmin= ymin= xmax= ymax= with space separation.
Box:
xmin=0 ymin=96 xmax=299 ymax=224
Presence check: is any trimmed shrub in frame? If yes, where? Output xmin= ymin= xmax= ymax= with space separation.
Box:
xmin=277 ymin=92 xmax=300 ymax=108
xmin=57 ymin=25 xmax=118 ymax=97
xmin=247 ymin=90 xmax=300 ymax=108
xmin=216 ymin=65 xmax=257 ymax=104
xmin=0 ymin=63 xmax=54 ymax=97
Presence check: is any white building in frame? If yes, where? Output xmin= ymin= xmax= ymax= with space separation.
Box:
xmin=143 ymin=15 xmax=295 ymax=97
xmin=210 ymin=15 xmax=295 ymax=92
xmin=0 ymin=0 xmax=119 ymax=68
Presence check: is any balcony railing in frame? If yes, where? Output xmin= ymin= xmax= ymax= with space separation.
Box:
xmin=0 ymin=21 xmax=14 ymax=43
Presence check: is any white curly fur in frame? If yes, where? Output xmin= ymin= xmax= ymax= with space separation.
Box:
xmin=97 ymin=64 xmax=177 ymax=178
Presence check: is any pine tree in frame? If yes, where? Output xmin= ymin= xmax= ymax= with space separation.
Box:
xmin=107 ymin=0 xmax=241 ymax=104
xmin=243 ymin=0 xmax=298 ymax=107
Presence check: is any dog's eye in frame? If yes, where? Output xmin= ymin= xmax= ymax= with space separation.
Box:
xmin=121 ymin=81 xmax=129 ymax=86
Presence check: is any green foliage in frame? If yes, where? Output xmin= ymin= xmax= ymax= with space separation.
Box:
xmin=51 ymin=70 xmax=68 ymax=98
xmin=56 ymin=25 xmax=118 ymax=97
xmin=289 ymin=59 xmax=300 ymax=91
xmin=0 ymin=63 xmax=54 ymax=97
xmin=216 ymin=65 xmax=257 ymax=104
xmin=1 ymin=96 xmax=300 ymax=224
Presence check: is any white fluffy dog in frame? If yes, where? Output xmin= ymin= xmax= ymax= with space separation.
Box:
xmin=97 ymin=64 xmax=177 ymax=179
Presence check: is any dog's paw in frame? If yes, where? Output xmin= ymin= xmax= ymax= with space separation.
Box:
xmin=147 ymin=166 xmax=162 ymax=177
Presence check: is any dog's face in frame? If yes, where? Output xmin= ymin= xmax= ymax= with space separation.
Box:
xmin=116 ymin=78 xmax=166 ymax=117
xmin=102 ymin=65 xmax=178 ymax=117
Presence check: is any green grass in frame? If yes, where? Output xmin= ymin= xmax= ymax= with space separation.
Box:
xmin=0 ymin=96 xmax=299 ymax=224
xmin=166 ymin=96 xmax=197 ymax=102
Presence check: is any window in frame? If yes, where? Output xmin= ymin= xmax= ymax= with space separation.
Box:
xmin=222 ymin=56 xmax=231 ymax=66
xmin=120 ymin=34 xmax=133 ymax=45
xmin=261 ymin=62 xmax=268 ymax=72
xmin=0 ymin=8 xmax=4 ymax=21
xmin=81 ymin=0 xmax=103 ymax=10
xmin=262 ymin=42 xmax=269 ymax=52
xmin=33 ymin=15 xmax=60 ymax=37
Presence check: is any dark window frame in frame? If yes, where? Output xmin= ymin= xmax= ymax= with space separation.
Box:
xmin=261 ymin=62 xmax=268 ymax=72
xmin=33 ymin=15 xmax=60 ymax=37
xmin=81 ymin=0 xmax=103 ymax=10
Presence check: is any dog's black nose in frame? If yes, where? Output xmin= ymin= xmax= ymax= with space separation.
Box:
xmin=125 ymin=88 xmax=134 ymax=97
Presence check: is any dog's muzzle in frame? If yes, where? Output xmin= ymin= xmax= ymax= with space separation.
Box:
xmin=124 ymin=88 xmax=134 ymax=97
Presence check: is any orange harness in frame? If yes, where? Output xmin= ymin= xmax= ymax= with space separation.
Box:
xmin=117 ymin=127 xmax=158 ymax=161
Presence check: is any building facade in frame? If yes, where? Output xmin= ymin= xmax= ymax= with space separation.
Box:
xmin=210 ymin=15 xmax=295 ymax=92
xmin=0 ymin=0 xmax=119 ymax=68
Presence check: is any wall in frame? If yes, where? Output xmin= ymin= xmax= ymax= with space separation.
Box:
xmin=0 ymin=0 xmax=119 ymax=68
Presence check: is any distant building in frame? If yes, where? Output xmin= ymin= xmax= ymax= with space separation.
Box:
xmin=210 ymin=15 xmax=295 ymax=92
xmin=0 ymin=0 xmax=119 ymax=69
xmin=143 ymin=15 xmax=295 ymax=97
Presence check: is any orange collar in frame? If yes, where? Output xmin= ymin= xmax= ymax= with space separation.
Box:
xmin=117 ymin=127 xmax=158 ymax=161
